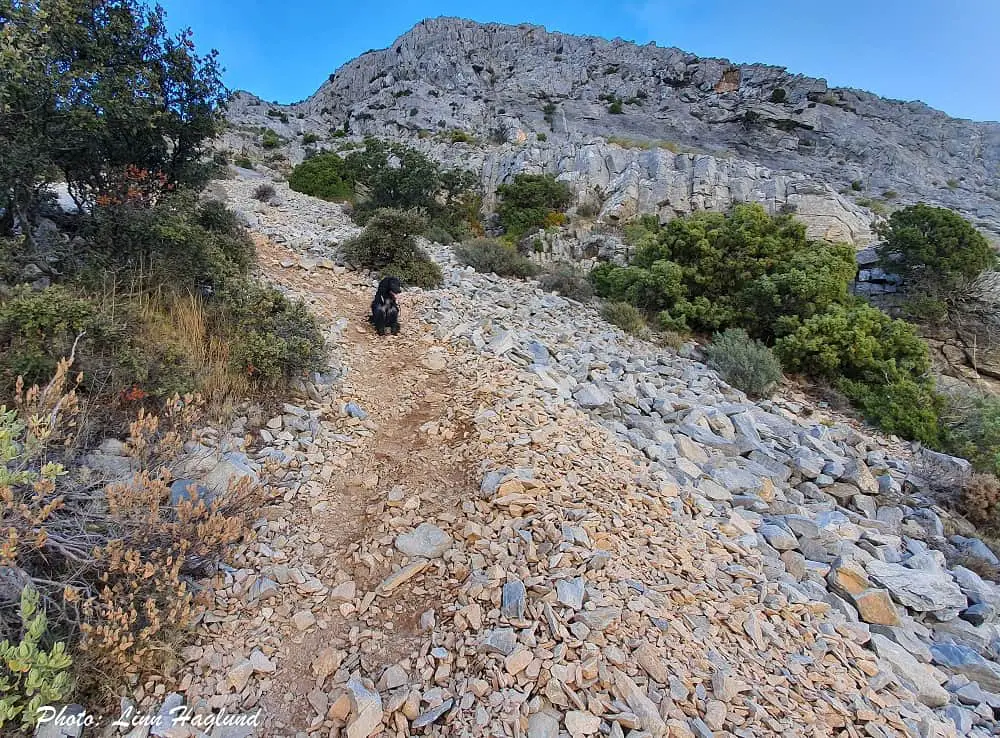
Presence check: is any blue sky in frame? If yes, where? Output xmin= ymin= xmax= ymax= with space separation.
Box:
xmin=158 ymin=0 xmax=1000 ymax=122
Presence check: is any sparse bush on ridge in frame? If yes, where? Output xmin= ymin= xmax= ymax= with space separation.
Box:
xmin=602 ymin=301 xmax=647 ymax=335
xmin=454 ymin=239 xmax=540 ymax=278
xmin=343 ymin=208 xmax=442 ymax=288
xmin=538 ymin=264 xmax=594 ymax=302
xmin=704 ymin=328 xmax=782 ymax=398
xmin=253 ymin=183 xmax=277 ymax=201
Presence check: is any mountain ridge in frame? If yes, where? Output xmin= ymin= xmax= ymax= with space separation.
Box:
xmin=224 ymin=16 xmax=1000 ymax=243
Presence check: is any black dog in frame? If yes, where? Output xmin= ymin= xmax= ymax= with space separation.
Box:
xmin=369 ymin=276 xmax=402 ymax=335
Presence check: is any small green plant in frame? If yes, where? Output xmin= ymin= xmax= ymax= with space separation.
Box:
xmin=882 ymin=190 xmax=898 ymax=200
xmin=851 ymin=180 xmax=863 ymax=191
xmin=216 ymin=282 xmax=326 ymax=385
xmin=302 ymin=132 xmax=320 ymax=145
xmin=288 ymin=152 xmax=353 ymax=201
xmin=446 ymin=129 xmax=476 ymax=144
xmin=538 ymin=265 xmax=594 ymax=301
xmin=856 ymin=197 xmax=887 ymax=215
xmin=602 ymin=301 xmax=647 ymax=335
xmin=537 ymin=132 xmax=547 ymax=142
xmin=0 ymin=586 xmax=74 ymax=731
xmin=769 ymin=87 xmax=787 ymax=103
xmin=454 ymin=239 xmax=540 ymax=278
xmin=497 ymin=174 xmax=572 ymax=238
xmin=947 ymin=178 xmax=959 ymax=189
xmin=342 ymin=208 xmax=442 ymax=288
xmin=704 ymin=328 xmax=782 ymax=398
xmin=252 ymin=183 xmax=276 ymax=202
xmin=261 ymin=129 xmax=281 ymax=149
xmin=608 ymin=99 xmax=624 ymax=114
xmin=266 ymin=109 xmax=288 ymax=123
xmin=234 ymin=155 xmax=253 ymax=169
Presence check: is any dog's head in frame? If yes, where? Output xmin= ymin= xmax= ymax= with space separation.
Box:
xmin=378 ymin=276 xmax=402 ymax=298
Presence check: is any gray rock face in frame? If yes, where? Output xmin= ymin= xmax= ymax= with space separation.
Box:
xmin=931 ymin=643 xmax=1000 ymax=692
xmin=865 ymin=559 xmax=967 ymax=618
xmin=870 ymin=635 xmax=950 ymax=707
xmin=228 ymin=18 xmax=1000 ymax=243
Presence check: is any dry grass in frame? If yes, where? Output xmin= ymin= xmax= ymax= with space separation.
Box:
xmin=606 ymin=136 xmax=684 ymax=153
xmin=2 ymin=356 xmax=259 ymax=712
xmin=159 ymin=292 xmax=251 ymax=409
xmin=136 ymin=291 xmax=251 ymax=415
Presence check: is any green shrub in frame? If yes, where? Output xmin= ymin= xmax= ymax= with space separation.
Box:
xmin=592 ymin=204 xmax=853 ymax=335
xmin=590 ymin=261 xmax=685 ymax=313
xmin=381 ymin=258 xmax=443 ymax=290
xmin=497 ymin=174 xmax=572 ymax=237
xmin=840 ymin=377 xmax=943 ymax=444
xmin=602 ymin=301 xmax=647 ymax=335
xmin=769 ymin=87 xmax=787 ymax=103
xmin=82 ymin=192 xmax=254 ymax=293
xmin=454 ymin=239 xmax=540 ymax=278
xmin=608 ymin=100 xmax=624 ymax=114
xmin=253 ymin=183 xmax=276 ymax=202
xmin=234 ymin=155 xmax=254 ymax=169
xmin=0 ymin=286 xmax=146 ymax=401
xmin=538 ymin=265 xmax=594 ymax=302
xmin=446 ymin=129 xmax=475 ymax=143
xmin=424 ymin=224 xmax=455 ymax=244
xmin=943 ymin=393 xmax=1000 ymax=476
xmin=775 ymin=302 xmax=930 ymax=385
xmin=876 ymin=204 xmax=996 ymax=298
xmin=337 ymin=139 xmax=481 ymax=236
xmin=261 ymin=129 xmax=281 ymax=149
xmin=775 ymin=302 xmax=940 ymax=443
xmin=882 ymin=190 xmax=898 ymax=200
xmin=740 ymin=243 xmax=858 ymax=340
xmin=947 ymin=179 xmax=959 ymax=189
xmin=342 ymin=208 xmax=442 ymax=288
xmin=288 ymin=152 xmax=353 ymax=201
xmin=856 ymin=197 xmax=887 ymax=215
xmin=851 ymin=180 xmax=863 ymax=191
xmin=215 ymin=282 xmax=326 ymax=384
xmin=537 ymin=132 xmax=547 ymax=142
xmin=302 ymin=132 xmax=321 ymax=144
xmin=704 ymin=328 xmax=783 ymax=398
xmin=0 ymin=586 xmax=74 ymax=731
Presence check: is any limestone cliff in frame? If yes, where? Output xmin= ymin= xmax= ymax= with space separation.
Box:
xmin=225 ymin=17 xmax=1000 ymax=245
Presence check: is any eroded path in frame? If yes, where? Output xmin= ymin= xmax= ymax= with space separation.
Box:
xmin=165 ymin=177 xmax=974 ymax=738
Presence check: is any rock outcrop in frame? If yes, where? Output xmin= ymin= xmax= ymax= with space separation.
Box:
xmin=225 ymin=17 xmax=1000 ymax=245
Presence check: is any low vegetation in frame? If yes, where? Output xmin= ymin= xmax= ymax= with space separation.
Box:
xmin=287 ymin=138 xmax=482 ymax=240
xmin=0 ymin=0 xmax=325 ymax=723
xmin=704 ymin=328 xmax=782 ymax=398
xmin=537 ymin=264 xmax=594 ymax=302
xmin=496 ymin=174 xmax=572 ymax=238
xmin=591 ymin=202 xmax=1000 ymax=477
xmin=454 ymin=239 xmax=540 ymax=278
xmin=589 ymin=204 xmax=938 ymax=440
xmin=602 ymin=301 xmax=647 ymax=336
xmin=342 ymin=208 xmax=442 ymax=288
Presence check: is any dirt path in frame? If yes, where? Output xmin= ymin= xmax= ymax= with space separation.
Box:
xmin=248 ymin=237 xmax=481 ymax=733
xmin=170 ymin=223 xmax=942 ymax=738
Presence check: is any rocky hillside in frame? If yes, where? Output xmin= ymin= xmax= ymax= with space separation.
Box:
xmin=224 ymin=17 xmax=1000 ymax=245
xmin=110 ymin=172 xmax=1000 ymax=738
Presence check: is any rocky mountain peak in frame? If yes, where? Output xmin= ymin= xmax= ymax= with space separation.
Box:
xmin=226 ymin=17 xmax=1000 ymax=244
